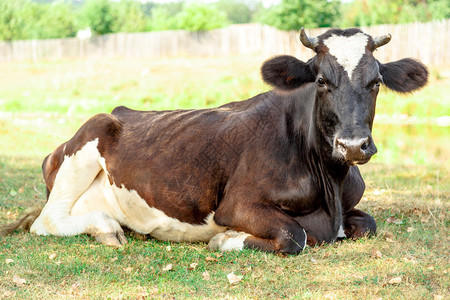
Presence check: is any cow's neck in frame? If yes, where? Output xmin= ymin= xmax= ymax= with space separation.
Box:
xmin=283 ymin=84 xmax=351 ymax=180
xmin=284 ymin=85 xmax=349 ymax=235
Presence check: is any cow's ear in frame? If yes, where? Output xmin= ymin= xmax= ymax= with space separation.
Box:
xmin=378 ymin=58 xmax=429 ymax=93
xmin=261 ymin=55 xmax=315 ymax=90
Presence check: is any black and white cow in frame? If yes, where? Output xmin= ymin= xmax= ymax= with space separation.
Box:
xmin=2 ymin=28 xmax=428 ymax=254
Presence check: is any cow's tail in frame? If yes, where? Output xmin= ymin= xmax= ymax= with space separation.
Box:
xmin=0 ymin=207 xmax=43 ymax=235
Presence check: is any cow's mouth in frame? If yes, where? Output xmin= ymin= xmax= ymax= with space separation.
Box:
xmin=348 ymin=157 xmax=372 ymax=166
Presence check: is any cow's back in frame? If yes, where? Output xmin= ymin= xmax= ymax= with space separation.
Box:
xmin=107 ymin=96 xmax=272 ymax=224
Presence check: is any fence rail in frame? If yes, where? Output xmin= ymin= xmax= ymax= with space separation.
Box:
xmin=0 ymin=20 xmax=448 ymax=65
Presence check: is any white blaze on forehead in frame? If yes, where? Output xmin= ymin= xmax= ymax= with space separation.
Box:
xmin=323 ymin=33 xmax=369 ymax=80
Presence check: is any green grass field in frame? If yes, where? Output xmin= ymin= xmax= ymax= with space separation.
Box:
xmin=0 ymin=56 xmax=448 ymax=299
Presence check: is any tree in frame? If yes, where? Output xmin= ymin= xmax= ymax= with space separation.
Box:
xmin=0 ymin=0 xmax=76 ymax=40
xmin=215 ymin=0 xmax=252 ymax=24
xmin=35 ymin=1 xmax=77 ymax=39
xmin=80 ymin=0 xmax=117 ymax=35
xmin=0 ymin=0 xmax=32 ymax=40
xmin=428 ymin=0 xmax=450 ymax=20
xmin=175 ymin=3 xmax=229 ymax=31
xmin=148 ymin=6 xmax=178 ymax=31
xmin=258 ymin=0 xmax=340 ymax=30
xmin=114 ymin=0 xmax=147 ymax=33
xmin=339 ymin=0 xmax=450 ymax=27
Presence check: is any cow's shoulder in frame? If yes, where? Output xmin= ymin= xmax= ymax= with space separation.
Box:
xmin=111 ymin=105 xmax=157 ymax=121
xmin=111 ymin=105 xmax=134 ymax=116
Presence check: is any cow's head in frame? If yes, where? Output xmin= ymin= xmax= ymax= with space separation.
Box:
xmin=261 ymin=28 xmax=428 ymax=166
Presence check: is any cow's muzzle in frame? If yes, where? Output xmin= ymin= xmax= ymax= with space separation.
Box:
xmin=333 ymin=136 xmax=377 ymax=165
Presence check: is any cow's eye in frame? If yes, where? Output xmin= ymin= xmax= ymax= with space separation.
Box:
xmin=372 ymin=81 xmax=381 ymax=90
xmin=317 ymin=77 xmax=326 ymax=86
xmin=375 ymin=77 xmax=383 ymax=88
xmin=369 ymin=78 xmax=382 ymax=90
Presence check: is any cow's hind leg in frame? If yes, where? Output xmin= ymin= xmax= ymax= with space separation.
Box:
xmin=31 ymin=134 xmax=126 ymax=247
xmin=70 ymin=170 xmax=128 ymax=247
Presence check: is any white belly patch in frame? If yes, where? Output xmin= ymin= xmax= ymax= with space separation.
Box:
xmin=71 ymin=171 xmax=228 ymax=243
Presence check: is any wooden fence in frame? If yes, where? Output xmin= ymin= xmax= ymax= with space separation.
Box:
xmin=0 ymin=20 xmax=448 ymax=65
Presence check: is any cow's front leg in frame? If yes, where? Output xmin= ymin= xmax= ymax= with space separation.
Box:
xmin=209 ymin=201 xmax=307 ymax=254
xmin=342 ymin=166 xmax=376 ymax=239
xmin=343 ymin=209 xmax=376 ymax=239
xmin=293 ymin=208 xmax=340 ymax=246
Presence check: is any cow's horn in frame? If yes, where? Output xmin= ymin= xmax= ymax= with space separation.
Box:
xmin=373 ymin=34 xmax=392 ymax=48
xmin=299 ymin=28 xmax=318 ymax=50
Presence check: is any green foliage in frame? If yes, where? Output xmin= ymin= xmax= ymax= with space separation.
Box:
xmin=148 ymin=7 xmax=179 ymax=31
xmin=215 ymin=0 xmax=252 ymax=24
xmin=1 ymin=0 xmax=448 ymax=41
xmin=79 ymin=0 xmax=149 ymax=34
xmin=33 ymin=1 xmax=77 ymax=39
xmin=0 ymin=0 xmax=76 ymax=40
xmin=213 ymin=0 xmax=265 ymax=24
xmin=175 ymin=3 xmax=229 ymax=31
xmin=147 ymin=2 xmax=229 ymax=32
xmin=428 ymin=0 xmax=450 ymax=20
xmin=80 ymin=0 xmax=117 ymax=35
xmin=257 ymin=0 xmax=341 ymax=29
xmin=0 ymin=0 xmax=31 ymax=41
xmin=114 ymin=0 xmax=148 ymax=33
xmin=340 ymin=0 xmax=450 ymax=27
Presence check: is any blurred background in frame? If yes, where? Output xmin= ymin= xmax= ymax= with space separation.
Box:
xmin=0 ymin=0 xmax=448 ymax=38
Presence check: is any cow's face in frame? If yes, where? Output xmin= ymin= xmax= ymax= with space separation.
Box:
xmin=261 ymin=28 xmax=428 ymax=166
xmin=313 ymin=29 xmax=380 ymax=165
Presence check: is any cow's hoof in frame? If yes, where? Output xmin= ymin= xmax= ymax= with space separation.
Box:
xmin=94 ymin=231 xmax=128 ymax=247
xmin=208 ymin=230 xmax=250 ymax=251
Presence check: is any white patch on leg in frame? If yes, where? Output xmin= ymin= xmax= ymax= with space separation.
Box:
xmin=324 ymin=33 xmax=369 ymax=80
xmin=337 ymin=225 xmax=346 ymax=238
xmin=30 ymin=139 xmax=125 ymax=246
xmin=208 ymin=230 xmax=251 ymax=251
xmin=303 ymin=229 xmax=307 ymax=248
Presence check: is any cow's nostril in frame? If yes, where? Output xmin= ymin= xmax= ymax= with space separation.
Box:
xmin=360 ymin=139 xmax=370 ymax=151
xmin=336 ymin=140 xmax=347 ymax=153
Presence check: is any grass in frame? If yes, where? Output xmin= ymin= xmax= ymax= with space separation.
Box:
xmin=0 ymin=57 xmax=266 ymax=114
xmin=0 ymin=56 xmax=449 ymax=117
xmin=0 ymin=159 xmax=447 ymax=298
xmin=0 ymin=56 xmax=448 ymax=298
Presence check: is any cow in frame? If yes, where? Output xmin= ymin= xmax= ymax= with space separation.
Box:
xmin=1 ymin=28 xmax=428 ymax=254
